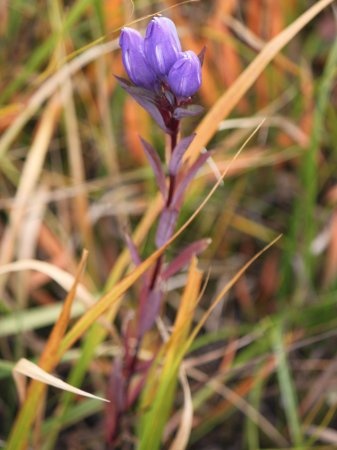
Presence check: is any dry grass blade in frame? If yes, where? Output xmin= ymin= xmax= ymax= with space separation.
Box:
xmin=0 ymin=96 xmax=60 ymax=294
xmin=184 ymin=0 xmax=335 ymax=163
xmin=187 ymin=234 xmax=283 ymax=347
xmin=305 ymin=425 xmax=337 ymax=445
xmin=189 ymin=362 xmax=288 ymax=447
xmin=0 ymin=259 xmax=94 ymax=306
xmin=0 ymin=40 xmax=119 ymax=161
xmin=39 ymin=250 xmax=88 ymax=367
xmin=168 ymin=366 xmax=193 ymax=450
xmin=13 ymin=358 xmax=109 ymax=404
xmin=6 ymin=251 xmax=88 ymax=450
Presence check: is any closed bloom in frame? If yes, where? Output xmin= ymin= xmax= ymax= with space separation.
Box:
xmin=168 ymin=51 xmax=202 ymax=97
xmin=144 ymin=17 xmax=181 ymax=76
xmin=119 ymin=28 xmax=156 ymax=89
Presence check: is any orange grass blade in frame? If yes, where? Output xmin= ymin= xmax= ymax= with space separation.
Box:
xmin=184 ymin=0 xmax=336 ymax=164
xmin=39 ymin=250 xmax=88 ymax=367
xmin=187 ymin=234 xmax=283 ymax=348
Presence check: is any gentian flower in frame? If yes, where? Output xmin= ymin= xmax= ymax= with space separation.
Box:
xmin=144 ymin=17 xmax=182 ymax=76
xmin=168 ymin=51 xmax=202 ymax=98
xmin=118 ymin=16 xmax=203 ymax=132
xmin=119 ymin=28 xmax=156 ymax=89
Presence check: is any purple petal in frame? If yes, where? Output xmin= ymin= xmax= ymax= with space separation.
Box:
xmin=119 ymin=28 xmax=157 ymax=89
xmin=168 ymin=134 xmax=195 ymax=176
xmin=168 ymin=50 xmax=202 ymax=98
xmin=161 ymin=239 xmax=211 ymax=280
xmin=144 ymin=17 xmax=181 ymax=76
xmin=139 ymin=137 xmax=167 ymax=199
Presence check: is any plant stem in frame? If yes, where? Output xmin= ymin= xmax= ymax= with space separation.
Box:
xmin=149 ymin=123 xmax=180 ymax=290
xmin=112 ymin=123 xmax=181 ymax=446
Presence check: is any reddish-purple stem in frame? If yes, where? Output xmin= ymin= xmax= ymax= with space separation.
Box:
xmin=113 ymin=122 xmax=180 ymax=445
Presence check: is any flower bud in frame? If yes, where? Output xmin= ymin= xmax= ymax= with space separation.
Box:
xmin=144 ymin=17 xmax=181 ymax=76
xmin=167 ymin=51 xmax=202 ymax=97
xmin=119 ymin=28 xmax=157 ymax=89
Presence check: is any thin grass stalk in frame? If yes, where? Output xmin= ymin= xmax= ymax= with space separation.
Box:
xmin=271 ymin=319 xmax=303 ymax=446
xmin=300 ymin=29 xmax=337 ymax=282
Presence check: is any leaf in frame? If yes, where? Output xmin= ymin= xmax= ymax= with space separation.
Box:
xmin=271 ymin=321 xmax=303 ymax=446
xmin=123 ymin=230 xmax=142 ymax=266
xmin=197 ymin=46 xmax=206 ymax=66
xmin=105 ymin=357 xmax=125 ymax=444
xmin=161 ymin=239 xmax=211 ymax=281
xmin=13 ymin=358 xmax=109 ymax=404
xmin=138 ymin=288 xmax=163 ymax=337
xmin=172 ymin=152 xmax=210 ymax=207
xmin=115 ymin=76 xmax=156 ymax=103
xmin=155 ymin=207 xmax=179 ymax=248
xmin=168 ymin=134 xmax=196 ymax=176
xmin=140 ymin=137 xmax=167 ymax=199
xmin=173 ymin=104 xmax=204 ymax=120
xmin=115 ymin=76 xmax=168 ymax=133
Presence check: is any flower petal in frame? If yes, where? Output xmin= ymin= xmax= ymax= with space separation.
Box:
xmin=119 ymin=28 xmax=157 ymax=88
xmin=144 ymin=17 xmax=181 ymax=76
xmin=168 ymin=50 xmax=202 ymax=98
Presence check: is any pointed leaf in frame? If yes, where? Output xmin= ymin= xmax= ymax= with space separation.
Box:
xmin=198 ymin=46 xmax=206 ymax=66
xmin=127 ymin=373 xmax=147 ymax=409
xmin=161 ymin=239 xmax=211 ymax=281
xmin=169 ymin=134 xmax=195 ymax=176
xmin=155 ymin=207 xmax=179 ymax=248
xmin=138 ymin=288 xmax=163 ymax=336
xmin=124 ymin=231 xmax=142 ymax=266
xmin=172 ymin=152 xmax=211 ymax=207
xmin=115 ymin=76 xmax=156 ymax=102
xmin=115 ymin=76 xmax=168 ymax=132
xmin=105 ymin=357 xmax=125 ymax=444
xmin=140 ymin=137 xmax=167 ymax=199
xmin=137 ymin=98 xmax=168 ymax=133
xmin=173 ymin=104 xmax=204 ymax=120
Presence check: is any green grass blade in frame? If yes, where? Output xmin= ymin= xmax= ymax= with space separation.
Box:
xmin=271 ymin=319 xmax=303 ymax=446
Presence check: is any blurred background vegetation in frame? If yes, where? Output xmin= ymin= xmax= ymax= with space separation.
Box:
xmin=1 ymin=0 xmax=337 ymax=449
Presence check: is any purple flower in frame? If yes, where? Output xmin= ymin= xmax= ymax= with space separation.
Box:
xmin=119 ymin=28 xmax=157 ymax=89
xmin=118 ymin=17 xmax=203 ymax=132
xmin=168 ymin=51 xmax=202 ymax=98
xmin=144 ymin=17 xmax=181 ymax=76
